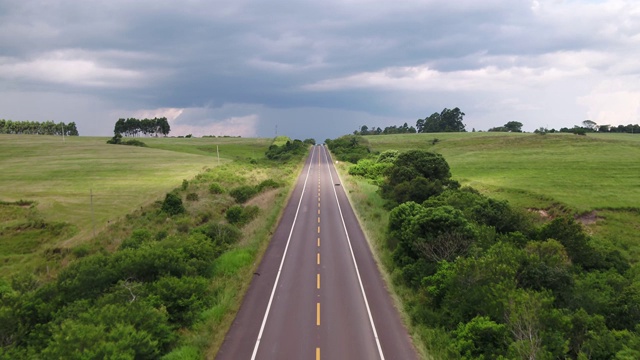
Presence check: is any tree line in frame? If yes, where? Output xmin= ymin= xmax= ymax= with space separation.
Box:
xmin=338 ymin=148 xmax=640 ymax=359
xmin=114 ymin=117 xmax=170 ymax=137
xmin=354 ymin=107 xmax=467 ymax=135
xmin=0 ymin=120 xmax=79 ymax=136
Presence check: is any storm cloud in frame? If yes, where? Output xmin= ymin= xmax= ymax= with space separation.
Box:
xmin=1 ymin=0 xmax=639 ymax=140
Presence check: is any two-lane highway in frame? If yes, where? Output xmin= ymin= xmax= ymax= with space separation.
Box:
xmin=216 ymin=145 xmax=418 ymax=360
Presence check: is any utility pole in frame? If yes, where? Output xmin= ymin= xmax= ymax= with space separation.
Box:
xmin=217 ymin=145 xmax=220 ymax=165
xmin=62 ymin=123 xmax=65 ymax=143
xmin=275 ymin=124 xmax=278 ymax=136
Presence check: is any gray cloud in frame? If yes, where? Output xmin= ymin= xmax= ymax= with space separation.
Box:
xmin=1 ymin=0 xmax=640 ymax=139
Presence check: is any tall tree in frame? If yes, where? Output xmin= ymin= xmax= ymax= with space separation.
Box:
xmin=419 ymin=107 xmax=467 ymax=133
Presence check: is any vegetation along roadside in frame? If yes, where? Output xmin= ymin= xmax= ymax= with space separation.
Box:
xmin=328 ymin=132 xmax=640 ymax=359
xmin=0 ymin=134 xmax=312 ymax=359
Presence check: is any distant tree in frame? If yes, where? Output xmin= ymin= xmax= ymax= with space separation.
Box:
xmin=112 ymin=117 xmax=170 ymax=137
xmin=504 ymin=121 xmax=523 ymax=132
xmin=582 ymin=120 xmax=598 ymax=131
xmin=418 ymin=107 xmax=466 ymax=133
xmin=489 ymin=121 xmax=523 ymax=133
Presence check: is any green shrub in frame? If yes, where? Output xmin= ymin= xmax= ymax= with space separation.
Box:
xmin=161 ymin=193 xmax=185 ymax=215
xmin=181 ymin=179 xmax=189 ymax=191
xmin=186 ymin=193 xmax=199 ymax=201
xmin=208 ymin=182 xmax=225 ymax=194
xmin=72 ymin=244 xmax=91 ymax=258
xmin=258 ymin=179 xmax=280 ymax=191
xmin=225 ymin=205 xmax=259 ymax=226
xmin=121 ymin=139 xmax=147 ymax=147
xmin=229 ymin=185 xmax=258 ymax=203
xmin=192 ymin=223 xmax=241 ymax=248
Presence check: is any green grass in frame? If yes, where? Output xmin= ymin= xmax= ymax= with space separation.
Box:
xmin=0 ymin=134 xmax=272 ymax=276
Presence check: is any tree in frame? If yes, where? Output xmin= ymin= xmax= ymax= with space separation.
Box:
xmin=417 ymin=108 xmax=467 ymax=133
xmin=582 ymin=120 xmax=598 ymax=131
xmin=161 ymin=193 xmax=185 ymax=215
xmin=381 ymin=150 xmax=459 ymax=206
xmin=504 ymin=121 xmax=523 ymax=132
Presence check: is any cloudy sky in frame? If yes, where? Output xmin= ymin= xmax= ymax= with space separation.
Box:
xmin=1 ymin=0 xmax=639 ymax=140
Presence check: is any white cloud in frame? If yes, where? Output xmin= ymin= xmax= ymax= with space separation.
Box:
xmin=131 ymin=108 xmax=185 ymax=122
xmin=0 ymin=50 xmax=146 ymax=88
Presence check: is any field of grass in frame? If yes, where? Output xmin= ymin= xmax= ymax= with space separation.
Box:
xmin=0 ymin=134 xmax=272 ymax=276
xmin=364 ymin=131 xmax=640 ymax=259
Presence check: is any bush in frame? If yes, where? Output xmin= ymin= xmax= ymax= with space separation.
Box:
xmin=186 ymin=193 xmax=199 ymax=201
xmin=121 ymin=139 xmax=146 ymax=147
xmin=192 ymin=223 xmax=241 ymax=248
xmin=229 ymin=185 xmax=258 ymax=203
xmin=181 ymin=179 xmax=189 ymax=191
xmin=161 ymin=193 xmax=185 ymax=216
xmin=257 ymin=179 xmax=280 ymax=191
xmin=208 ymin=182 xmax=224 ymax=194
xmin=225 ymin=205 xmax=259 ymax=226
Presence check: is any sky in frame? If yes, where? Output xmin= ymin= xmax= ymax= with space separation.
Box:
xmin=1 ymin=0 xmax=639 ymax=141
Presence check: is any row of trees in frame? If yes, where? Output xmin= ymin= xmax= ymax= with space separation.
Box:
xmin=342 ymin=149 xmax=640 ymax=359
xmin=354 ymin=123 xmax=417 ymax=136
xmin=113 ymin=117 xmax=170 ymax=137
xmin=353 ymin=107 xmax=467 ymax=136
xmin=0 ymin=120 xmax=79 ymax=136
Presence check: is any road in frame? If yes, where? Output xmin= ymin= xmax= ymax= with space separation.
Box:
xmin=216 ymin=145 xmax=418 ymax=360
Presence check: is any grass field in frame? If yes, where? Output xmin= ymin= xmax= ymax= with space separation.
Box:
xmin=364 ymin=131 xmax=640 ymax=260
xmin=0 ymin=134 xmax=272 ymax=276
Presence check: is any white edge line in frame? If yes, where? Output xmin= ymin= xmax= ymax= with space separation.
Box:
xmin=250 ymin=146 xmax=316 ymax=360
xmin=322 ymin=147 xmax=386 ymax=360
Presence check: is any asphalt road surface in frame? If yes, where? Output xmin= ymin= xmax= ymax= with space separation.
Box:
xmin=216 ymin=145 xmax=418 ymax=360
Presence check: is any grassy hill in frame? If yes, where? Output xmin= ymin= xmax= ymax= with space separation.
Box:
xmin=0 ymin=135 xmax=272 ymax=276
xmin=0 ymin=134 xmax=304 ymax=359
xmin=363 ymin=132 xmax=640 ymax=260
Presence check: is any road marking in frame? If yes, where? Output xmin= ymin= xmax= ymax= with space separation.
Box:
xmin=318 ymin=209 xmax=320 ymax=215
xmin=317 ymin=226 xmax=320 ymax=234
xmin=316 ymin=347 xmax=320 ymax=360
xmin=250 ymin=146 xmax=317 ymax=360
xmin=316 ymin=302 xmax=321 ymax=326
xmin=320 ymin=147 xmax=386 ymax=360
xmin=317 ymin=237 xmax=320 ymax=247
xmin=317 ymin=253 xmax=320 ymax=265
xmin=317 ymin=273 xmax=320 ymax=289
xmin=318 ymin=216 xmax=320 ymax=223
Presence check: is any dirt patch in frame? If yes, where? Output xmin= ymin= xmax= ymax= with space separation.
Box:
xmin=576 ymin=210 xmax=599 ymax=225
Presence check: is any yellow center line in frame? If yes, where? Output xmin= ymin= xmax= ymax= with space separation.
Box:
xmin=317 ymin=237 xmax=320 ymax=247
xmin=316 ymin=347 xmax=320 ymax=360
xmin=317 ymin=226 xmax=320 ymax=234
xmin=317 ymin=253 xmax=320 ymax=265
xmin=317 ymin=273 xmax=320 ymax=289
xmin=317 ymin=216 xmax=320 ymax=223
xmin=318 ymin=209 xmax=320 ymax=215
xmin=316 ymin=302 xmax=320 ymax=326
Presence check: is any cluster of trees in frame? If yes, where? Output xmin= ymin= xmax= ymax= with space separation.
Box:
xmin=416 ymin=108 xmax=466 ymax=133
xmin=347 ymin=149 xmax=640 ymax=359
xmin=324 ymin=135 xmax=371 ymax=163
xmin=0 ymin=206 xmax=241 ymax=358
xmin=488 ymin=121 xmax=524 ymax=133
xmin=0 ymin=120 xmax=79 ymax=136
xmin=113 ymin=117 xmax=170 ymax=137
xmin=353 ymin=123 xmax=417 ymax=136
xmin=265 ymin=138 xmax=315 ymax=161
xmin=352 ymin=108 xmax=467 ymax=136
